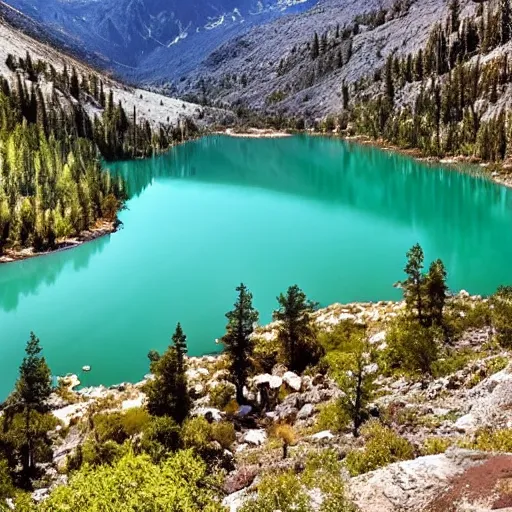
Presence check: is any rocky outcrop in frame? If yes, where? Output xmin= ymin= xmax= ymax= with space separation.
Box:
xmin=348 ymin=448 xmax=494 ymax=512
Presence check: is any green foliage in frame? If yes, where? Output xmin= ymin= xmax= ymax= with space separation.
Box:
xmin=92 ymin=408 xmax=150 ymax=444
xmin=344 ymin=421 xmax=414 ymax=476
xmin=239 ymin=471 xmax=311 ymax=512
xmin=209 ymin=382 xmax=235 ymax=409
xmin=2 ymin=334 xmax=54 ymax=478
xmin=315 ymin=400 xmax=349 ymax=433
xmin=458 ymin=428 xmax=512 ymax=452
xmin=210 ymin=422 xmax=236 ymax=450
xmin=36 ymin=450 xmax=224 ymax=511
xmin=145 ymin=324 xmax=191 ymax=423
xmin=221 ymin=283 xmax=259 ymax=404
xmin=274 ymin=285 xmax=323 ymax=373
xmin=266 ymin=90 xmax=288 ymax=105
xmin=328 ymin=332 xmax=376 ymax=436
xmin=0 ymin=456 xmax=14 ymax=499
xmin=385 ymin=317 xmax=440 ymax=376
xmin=491 ymin=286 xmax=512 ymax=347
xmin=421 ymin=437 xmax=452 ymax=455
xmin=140 ymin=416 xmax=181 ymax=463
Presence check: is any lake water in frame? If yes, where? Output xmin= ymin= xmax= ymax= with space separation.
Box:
xmin=1 ymin=135 xmax=512 ymax=400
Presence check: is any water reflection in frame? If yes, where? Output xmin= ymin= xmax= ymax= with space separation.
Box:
xmin=0 ymin=234 xmax=110 ymax=311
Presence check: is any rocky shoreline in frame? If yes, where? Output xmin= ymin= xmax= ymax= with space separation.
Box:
xmin=38 ymin=291 xmax=512 ymax=511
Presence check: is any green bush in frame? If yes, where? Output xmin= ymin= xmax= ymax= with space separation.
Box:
xmin=211 ymin=422 xmax=236 ymax=450
xmin=0 ymin=456 xmax=13 ymax=499
xmin=344 ymin=421 xmax=414 ymax=476
xmin=209 ymin=382 xmax=235 ymax=410
xmin=239 ymin=471 xmax=310 ymax=512
xmin=385 ymin=317 xmax=440 ymax=376
xmin=36 ymin=450 xmax=224 ymax=511
xmin=182 ymin=417 xmax=211 ymax=453
xmin=141 ymin=416 xmax=181 ymax=462
xmin=421 ymin=437 xmax=452 ymax=455
xmin=315 ymin=400 xmax=349 ymax=433
xmin=458 ymin=428 xmax=512 ymax=452
xmin=93 ymin=408 xmax=151 ymax=445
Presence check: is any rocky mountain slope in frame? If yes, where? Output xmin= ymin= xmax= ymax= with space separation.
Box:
xmin=3 ymin=0 xmax=317 ymax=83
xmin=0 ymin=1 xmax=227 ymax=130
xmin=177 ymin=0 xmax=476 ymax=118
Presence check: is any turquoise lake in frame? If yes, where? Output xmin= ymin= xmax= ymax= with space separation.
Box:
xmin=1 ymin=134 xmax=512 ymax=399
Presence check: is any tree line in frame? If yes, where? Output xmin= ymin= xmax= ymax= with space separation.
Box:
xmin=0 ymin=52 xmax=200 ymax=253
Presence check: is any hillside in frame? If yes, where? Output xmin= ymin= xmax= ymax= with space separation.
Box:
xmin=0 ymin=1 xmax=226 ymax=129
xmin=177 ymin=0 xmax=472 ymax=118
xmin=3 ymin=0 xmax=317 ymax=83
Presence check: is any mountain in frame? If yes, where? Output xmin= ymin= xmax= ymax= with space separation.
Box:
xmin=0 ymin=0 xmax=228 ymax=130
xmin=3 ymin=0 xmax=317 ymax=82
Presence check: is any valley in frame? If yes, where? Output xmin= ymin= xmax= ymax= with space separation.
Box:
xmin=2 ymin=0 xmax=512 ymax=511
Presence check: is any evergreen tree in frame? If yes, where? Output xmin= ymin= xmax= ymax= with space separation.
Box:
xmin=401 ymin=244 xmax=426 ymax=325
xmin=70 ymin=67 xmax=80 ymax=100
xmin=385 ymin=54 xmax=395 ymax=103
xmin=426 ymin=259 xmax=448 ymax=327
xmin=221 ymin=283 xmax=259 ymax=404
xmin=273 ymin=285 xmax=323 ymax=373
xmin=7 ymin=333 xmax=52 ymax=478
xmin=449 ymin=0 xmax=461 ymax=33
xmin=500 ymin=0 xmax=511 ymax=45
xmin=145 ymin=327 xmax=191 ymax=424
xmin=311 ymin=32 xmax=320 ymax=60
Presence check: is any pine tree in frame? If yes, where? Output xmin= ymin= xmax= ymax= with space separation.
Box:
xmin=70 ymin=67 xmax=80 ymax=100
xmin=311 ymin=32 xmax=320 ymax=60
xmin=500 ymin=0 xmax=511 ymax=45
xmin=426 ymin=259 xmax=448 ymax=327
xmin=385 ymin=54 xmax=395 ymax=103
xmin=9 ymin=333 xmax=52 ymax=477
xmin=449 ymin=0 xmax=461 ymax=33
xmin=401 ymin=244 xmax=426 ymax=325
xmin=221 ymin=283 xmax=259 ymax=404
xmin=273 ymin=285 xmax=323 ymax=373
xmin=145 ymin=327 xmax=191 ymax=424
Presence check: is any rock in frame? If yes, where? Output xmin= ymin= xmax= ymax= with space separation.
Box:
xmin=297 ymin=403 xmax=315 ymax=420
xmin=348 ymin=448 xmax=493 ymax=512
xmin=242 ymin=429 xmax=267 ymax=446
xmin=310 ymin=430 xmax=334 ymax=442
xmin=301 ymin=388 xmax=322 ymax=404
xmin=283 ymin=371 xmax=302 ymax=391
xmin=192 ymin=407 xmax=223 ymax=422
xmin=272 ymin=364 xmax=288 ymax=377
xmin=52 ymin=403 xmax=89 ymax=427
xmin=312 ymin=373 xmax=324 ymax=386
xmin=459 ymin=290 xmax=470 ymax=298
xmin=275 ymin=402 xmax=299 ymax=422
xmin=82 ymin=365 xmax=91 ymax=372
xmin=223 ymin=489 xmax=250 ymax=512
xmin=57 ymin=374 xmax=80 ymax=391
xmin=369 ymin=331 xmax=386 ymax=344
xmin=121 ymin=396 xmax=144 ymax=410
xmin=32 ymin=488 xmax=50 ymax=503
xmin=253 ymin=373 xmax=282 ymax=389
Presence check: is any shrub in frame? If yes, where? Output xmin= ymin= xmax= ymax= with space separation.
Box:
xmin=385 ymin=317 xmax=440 ymax=376
xmin=80 ymin=439 xmax=126 ymax=468
xmin=315 ymin=400 xmax=349 ymax=433
xmin=0 ymin=456 xmax=13 ymax=499
xmin=141 ymin=416 xmax=181 ymax=462
xmin=209 ymin=382 xmax=235 ymax=409
xmin=211 ymin=422 xmax=236 ymax=450
xmin=421 ymin=437 xmax=451 ymax=455
xmin=182 ymin=417 xmax=211 ymax=453
xmin=239 ymin=471 xmax=310 ymax=512
xmin=458 ymin=428 xmax=512 ymax=452
xmin=251 ymin=334 xmax=282 ymax=373
xmin=121 ymin=408 xmax=151 ymax=437
xmin=37 ymin=450 xmax=224 ymax=511
xmin=344 ymin=421 xmax=414 ymax=476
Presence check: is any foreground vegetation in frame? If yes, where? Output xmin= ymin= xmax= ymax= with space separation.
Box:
xmin=2 ymin=243 xmax=512 ymax=509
